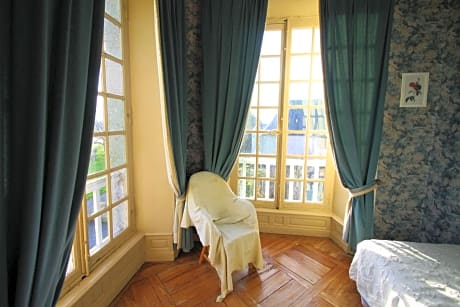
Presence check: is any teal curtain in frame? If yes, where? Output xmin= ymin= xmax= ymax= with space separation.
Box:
xmin=1 ymin=0 xmax=104 ymax=306
xmin=320 ymin=0 xmax=394 ymax=251
xmin=157 ymin=0 xmax=194 ymax=252
xmin=201 ymin=0 xmax=268 ymax=179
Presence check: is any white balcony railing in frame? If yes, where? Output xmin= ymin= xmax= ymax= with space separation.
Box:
xmin=85 ymin=171 xmax=127 ymax=254
xmin=238 ymin=157 xmax=325 ymax=203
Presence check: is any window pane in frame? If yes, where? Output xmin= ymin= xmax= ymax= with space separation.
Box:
xmin=260 ymin=57 xmax=280 ymax=81
xmin=261 ymin=30 xmax=282 ymax=55
xmin=270 ymin=163 xmax=277 ymax=179
xmin=285 ymin=181 xmax=303 ymax=201
xmin=89 ymin=213 xmax=109 ymax=255
xmin=94 ymin=96 xmax=105 ymax=132
xmin=259 ymin=134 xmax=277 ymax=155
xmin=66 ymin=249 xmax=74 ymax=275
xmin=258 ymin=163 xmax=267 ymax=177
xmin=109 ymin=135 xmax=126 ymax=168
xmin=111 ymin=168 xmax=127 ymax=202
xmin=289 ymin=83 xmax=309 ymax=106
xmin=105 ymin=58 xmax=124 ymax=95
xmin=259 ymin=83 xmax=279 ymax=106
xmin=269 ymin=181 xmax=276 ymax=199
xmin=291 ymin=28 xmax=313 ymax=53
xmin=86 ymin=176 xmax=108 ymax=216
xmin=238 ymin=179 xmax=255 ymax=199
xmin=258 ymin=157 xmax=276 ymax=178
xmin=240 ymin=134 xmax=256 ymax=154
xmin=88 ymin=137 xmax=106 ymax=175
xmin=108 ymin=98 xmax=125 ymax=131
xmin=245 ymin=109 xmax=257 ymax=130
xmin=313 ymin=28 xmax=321 ymax=53
xmin=308 ymin=134 xmax=328 ymax=156
xmin=104 ymin=19 xmax=122 ymax=59
xmin=290 ymin=56 xmax=310 ymax=80
xmin=309 ymin=108 xmax=326 ymax=130
xmin=306 ymin=159 xmax=326 ymax=179
xmin=98 ymin=68 xmax=103 ymax=92
xmin=238 ymin=156 xmax=256 ymax=177
xmin=259 ymin=109 xmax=278 ymax=130
xmin=287 ymin=134 xmax=306 ymax=155
xmin=113 ymin=201 xmax=128 ymax=237
xmin=285 ymin=158 xmax=304 ymax=179
xmin=306 ymin=182 xmax=324 ymax=202
xmin=257 ymin=180 xmax=275 ymax=200
xmin=311 ymin=55 xmax=323 ymax=80
xmin=250 ymin=85 xmax=258 ymax=106
xmin=310 ymin=82 xmax=324 ymax=106
xmin=288 ymin=109 xmax=306 ymax=131
xmin=106 ymin=0 xmax=121 ymax=21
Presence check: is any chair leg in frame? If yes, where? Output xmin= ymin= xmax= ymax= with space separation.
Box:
xmin=199 ymin=245 xmax=209 ymax=264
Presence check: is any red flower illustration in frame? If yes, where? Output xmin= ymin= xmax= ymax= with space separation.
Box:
xmin=408 ymin=81 xmax=422 ymax=96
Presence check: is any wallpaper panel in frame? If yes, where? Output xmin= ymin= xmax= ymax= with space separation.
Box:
xmin=185 ymin=0 xmax=204 ymax=178
xmin=375 ymin=0 xmax=460 ymax=243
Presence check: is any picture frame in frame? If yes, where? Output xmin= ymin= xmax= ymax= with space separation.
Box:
xmin=400 ymin=72 xmax=429 ymax=108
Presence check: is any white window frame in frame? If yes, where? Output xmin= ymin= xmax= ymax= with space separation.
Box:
xmin=61 ymin=0 xmax=135 ymax=294
xmin=231 ymin=17 xmax=334 ymax=214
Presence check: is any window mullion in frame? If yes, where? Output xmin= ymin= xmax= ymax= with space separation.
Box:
xmin=279 ymin=19 xmax=293 ymax=209
xmin=80 ymin=195 xmax=91 ymax=275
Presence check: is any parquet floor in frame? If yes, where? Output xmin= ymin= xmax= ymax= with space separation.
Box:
xmin=110 ymin=233 xmax=362 ymax=306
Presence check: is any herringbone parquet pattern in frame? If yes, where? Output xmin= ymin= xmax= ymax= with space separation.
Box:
xmin=110 ymin=233 xmax=362 ymax=306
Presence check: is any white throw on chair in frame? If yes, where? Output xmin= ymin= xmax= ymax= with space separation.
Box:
xmin=181 ymin=171 xmax=264 ymax=302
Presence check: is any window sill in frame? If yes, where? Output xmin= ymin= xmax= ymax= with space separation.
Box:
xmin=57 ymin=232 xmax=144 ymax=307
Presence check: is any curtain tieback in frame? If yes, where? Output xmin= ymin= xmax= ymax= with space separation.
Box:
xmin=344 ymin=182 xmax=379 ymax=231
xmin=176 ymin=194 xmax=186 ymax=202
xmin=343 ymin=180 xmax=381 ymax=242
xmin=348 ymin=180 xmax=380 ymax=199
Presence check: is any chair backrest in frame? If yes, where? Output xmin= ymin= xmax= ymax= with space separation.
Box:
xmin=187 ymin=171 xmax=250 ymax=224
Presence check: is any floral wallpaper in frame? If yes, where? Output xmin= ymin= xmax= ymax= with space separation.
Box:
xmin=185 ymin=0 xmax=204 ymax=178
xmin=374 ymin=0 xmax=460 ymax=243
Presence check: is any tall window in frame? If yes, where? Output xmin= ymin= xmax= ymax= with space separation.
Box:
xmin=234 ymin=18 xmax=333 ymax=211
xmin=63 ymin=0 xmax=133 ymax=292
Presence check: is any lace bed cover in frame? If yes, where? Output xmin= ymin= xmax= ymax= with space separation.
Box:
xmin=350 ymin=239 xmax=460 ymax=307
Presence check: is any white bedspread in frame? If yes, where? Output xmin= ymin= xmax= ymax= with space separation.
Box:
xmin=349 ymin=240 xmax=460 ymax=307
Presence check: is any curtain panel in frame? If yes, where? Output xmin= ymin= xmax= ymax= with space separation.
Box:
xmin=200 ymin=0 xmax=268 ymax=179
xmin=157 ymin=0 xmax=194 ymax=252
xmin=320 ymin=0 xmax=394 ymax=251
xmin=1 ymin=0 xmax=104 ymax=305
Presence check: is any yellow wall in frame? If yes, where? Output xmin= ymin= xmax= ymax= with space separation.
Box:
xmin=332 ymin=175 xmax=348 ymax=222
xmin=267 ymin=0 xmax=318 ymax=18
xmin=128 ymin=0 xmax=174 ymax=234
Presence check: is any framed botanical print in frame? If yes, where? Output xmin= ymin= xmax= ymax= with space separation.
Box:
xmin=400 ymin=72 xmax=429 ymax=107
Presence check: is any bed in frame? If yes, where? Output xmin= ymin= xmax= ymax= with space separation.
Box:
xmin=349 ymin=239 xmax=460 ymax=306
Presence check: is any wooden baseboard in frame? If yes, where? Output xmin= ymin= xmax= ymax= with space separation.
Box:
xmin=144 ymin=233 xmax=175 ymax=262
xmin=257 ymin=209 xmax=350 ymax=253
xmin=257 ymin=209 xmax=331 ymax=237
xmin=57 ymin=233 xmax=144 ymax=307
xmin=329 ymin=218 xmax=350 ymax=253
